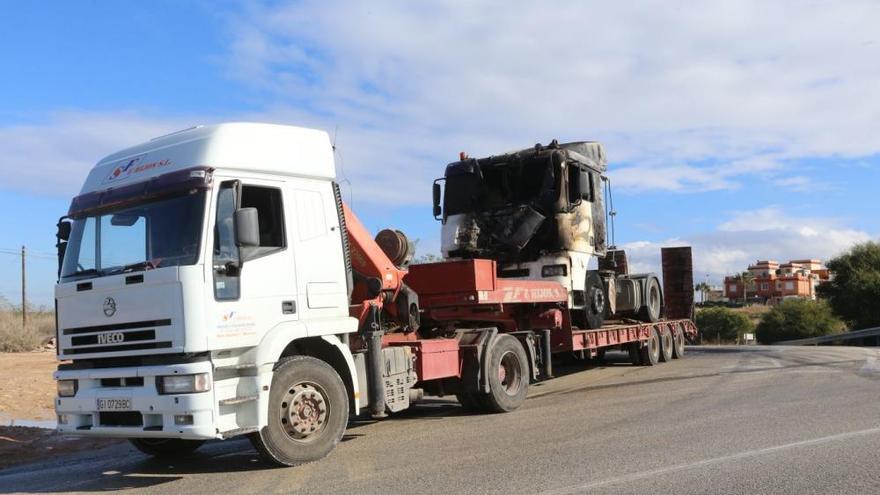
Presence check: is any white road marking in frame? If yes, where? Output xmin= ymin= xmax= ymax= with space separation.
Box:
xmin=538 ymin=426 xmax=880 ymax=494
xmin=859 ymin=357 xmax=880 ymax=375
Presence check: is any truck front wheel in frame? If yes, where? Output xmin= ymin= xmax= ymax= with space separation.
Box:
xmin=250 ymin=356 xmax=349 ymax=467
xmin=129 ymin=438 xmax=205 ymax=458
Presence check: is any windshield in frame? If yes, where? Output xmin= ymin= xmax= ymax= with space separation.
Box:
xmin=61 ymin=191 xmax=207 ymax=281
xmin=444 ymin=157 xmax=558 ymax=216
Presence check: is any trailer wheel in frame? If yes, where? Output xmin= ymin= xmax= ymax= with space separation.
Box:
xmin=483 ymin=334 xmax=530 ymax=413
xmin=637 ymin=328 xmax=660 ymax=366
xmin=583 ymin=271 xmax=607 ymax=329
xmin=659 ymin=326 xmax=673 ymax=362
xmin=129 ymin=438 xmax=205 ymax=458
xmin=637 ymin=277 xmax=662 ymax=323
xmin=672 ymin=325 xmax=686 ymax=359
xmin=250 ymin=356 xmax=348 ymax=467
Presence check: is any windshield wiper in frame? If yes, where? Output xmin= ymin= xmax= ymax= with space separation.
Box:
xmin=123 ymin=259 xmax=160 ymax=273
xmin=70 ymin=268 xmax=103 ymax=278
xmin=105 ymin=260 xmax=161 ymax=275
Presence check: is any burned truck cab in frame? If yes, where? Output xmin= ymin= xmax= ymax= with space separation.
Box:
xmin=434 ymin=140 xmax=662 ymax=329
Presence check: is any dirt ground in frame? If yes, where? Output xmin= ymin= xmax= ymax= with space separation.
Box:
xmin=0 ymin=350 xmax=58 ymax=421
xmin=0 ymin=351 xmax=121 ymax=471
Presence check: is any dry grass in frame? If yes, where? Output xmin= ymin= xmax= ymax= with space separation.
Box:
xmin=0 ymin=310 xmax=55 ymax=352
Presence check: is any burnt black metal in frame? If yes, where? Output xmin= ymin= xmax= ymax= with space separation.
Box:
xmin=442 ymin=141 xmax=607 ymax=263
xmin=598 ymin=249 xmax=629 ymax=276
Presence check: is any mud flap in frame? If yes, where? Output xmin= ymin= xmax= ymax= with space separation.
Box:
xmin=455 ymin=327 xmax=498 ymax=394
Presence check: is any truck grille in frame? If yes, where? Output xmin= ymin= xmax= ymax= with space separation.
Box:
xmin=61 ymin=319 xmax=173 ymax=355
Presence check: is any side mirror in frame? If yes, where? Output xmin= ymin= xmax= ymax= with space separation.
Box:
xmin=432 ymin=181 xmax=442 ymax=219
xmin=234 ymin=208 xmax=260 ymax=247
xmin=56 ymin=219 xmax=71 ymax=241
xmin=56 ymin=218 xmax=70 ymax=279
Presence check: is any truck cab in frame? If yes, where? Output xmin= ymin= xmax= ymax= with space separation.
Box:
xmin=54 ymin=123 xmax=360 ymax=462
xmin=434 ymin=140 xmax=662 ymax=328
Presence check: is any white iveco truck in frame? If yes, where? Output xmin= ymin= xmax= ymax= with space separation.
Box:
xmin=54 ymin=123 xmax=360 ymax=464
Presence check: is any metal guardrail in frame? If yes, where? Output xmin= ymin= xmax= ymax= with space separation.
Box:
xmin=775 ymin=326 xmax=880 ymax=346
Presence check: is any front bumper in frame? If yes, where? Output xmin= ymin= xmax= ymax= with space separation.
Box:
xmin=54 ymin=360 xmax=217 ymax=440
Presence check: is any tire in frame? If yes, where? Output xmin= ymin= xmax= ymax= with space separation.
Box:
xmin=637 ymin=277 xmax=662 ymax=323
xmin=594 ymin=348 xmax=607 ymax=361
xmin=129 ymin=438 xmax=205 ymax=458
xmin=659 ymin=326 xmax=673 ymax=362
xmin=482 ymin=334 xmax=530 ymax=413
xmin=672 ymin=324 xmax=686 ymax=359
xmin=637 ymin=328 xmax=660 ymax=366
xmin=249 ymin=356 xmax=349 ymax=467
xmin=583 ymin=271 xmax=607 ymax=329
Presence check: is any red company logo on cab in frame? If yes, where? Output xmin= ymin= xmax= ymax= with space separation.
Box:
xmin=104 ymin=157 xmax=172 ymax=183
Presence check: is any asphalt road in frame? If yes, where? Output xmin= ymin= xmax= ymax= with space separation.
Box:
xmin=2 ymin=345 xmax=879 ymax=495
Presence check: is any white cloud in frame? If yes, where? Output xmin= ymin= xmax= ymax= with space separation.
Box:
xmin=0 ymin=112 xmax=191 ymax=196
xmin=3 ymin=2 xmax=880 ymax=202
xmin=624 ymin=207 xmax=875 ymax=283
xmin=220 ymin=0 xmax=880 ymax=193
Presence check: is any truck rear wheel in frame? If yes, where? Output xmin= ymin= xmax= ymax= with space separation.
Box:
xmin=672 ymin=325 xmax=686 ymax=358
xmin=637 ymin=277 xmax=662 ymax=323
xmin=482 ymin=334 xmax=530 ymax=413
xmin=637 ymin=328 xmax=660 ymax=366
xmin=583 ymin=271 xmax=607 ymax=329
xmin=659 ymin=326 xmax=673 ymax=362
xmin=250 ymin=356 xmax=349 ymax=467
xmin=129 ymin=438 xmax=205 ymax=458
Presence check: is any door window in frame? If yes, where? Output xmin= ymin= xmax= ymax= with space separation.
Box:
xmin=214 ymin=182 xmax=240 ymax=300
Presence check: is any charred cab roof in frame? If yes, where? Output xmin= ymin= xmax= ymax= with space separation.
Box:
xmin=445 ymin=140 xmax=607 ymax=176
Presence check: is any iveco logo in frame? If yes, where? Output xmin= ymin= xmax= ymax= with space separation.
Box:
xmin=97 ymin=332 xmax=125 ymax=345
xmin=103 ymin=297 xmax=117 ymax=317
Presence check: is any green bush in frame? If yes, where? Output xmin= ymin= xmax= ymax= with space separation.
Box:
xmin=817 ymin=241 xmax=880 ymax=330
xmin=755 ymin=299 xmax=843 ymax=344
xmin=696 ymin=307 xmax=753 ymax=342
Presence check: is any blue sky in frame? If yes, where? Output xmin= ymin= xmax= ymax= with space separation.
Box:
xmin=1 ymin=1 xmax=879 ymax=306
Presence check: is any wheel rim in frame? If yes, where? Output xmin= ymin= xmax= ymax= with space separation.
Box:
xmin=591 ymin=287 xmax=605 ymax=314
xmin=650 ymin=332 xmax=660 ymax=360
xmin=498 ymin=351 xmax=523 ymax=396
xmin=649 ymin=285 xmax=661 ymax=315
xmin=280 ymin=382 xmax=330 ymax=443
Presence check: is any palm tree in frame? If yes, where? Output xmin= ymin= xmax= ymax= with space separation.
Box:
xmin=738 ymin=271 xmax=755 ymax=304
xmin=695 ymin=282 xmax=711 ymax=304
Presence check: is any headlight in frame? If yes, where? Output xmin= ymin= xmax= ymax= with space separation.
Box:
xmin=156 ymin=373 xmax=211 ymax=395
xmin=57 ymin=379 xmax=78 ymax=397
xmin=542 ymin=264 xmax=568 ymax=277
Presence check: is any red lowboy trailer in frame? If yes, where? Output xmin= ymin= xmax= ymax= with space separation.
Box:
xmin=348 ymin=237 xmax=698 ymax=417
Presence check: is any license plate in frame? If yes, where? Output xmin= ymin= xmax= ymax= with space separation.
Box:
xmin=96 ymin=398 xmax=132 ymax=411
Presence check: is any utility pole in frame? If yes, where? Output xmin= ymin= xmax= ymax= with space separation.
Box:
xmin=21 ymin=245 xmax=26 ymax=328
